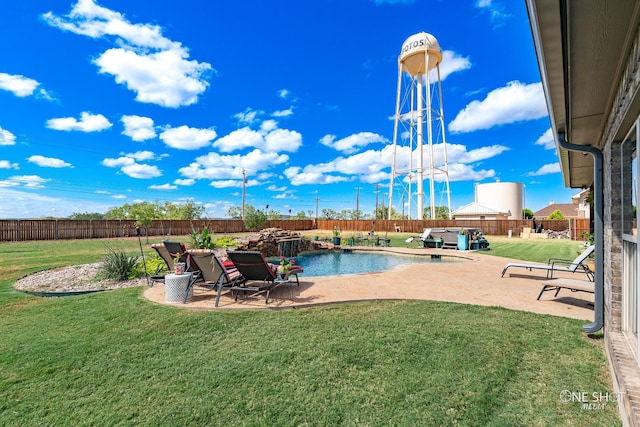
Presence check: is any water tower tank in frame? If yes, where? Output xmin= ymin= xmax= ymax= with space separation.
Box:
xmin=400 ymin=32 xmax=442 ymax=76
xmin=476 ymin=182 xmax=523 ymax=220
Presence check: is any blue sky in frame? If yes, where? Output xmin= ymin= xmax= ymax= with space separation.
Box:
xmin=0 ymin=0 xmax=578 ymax=219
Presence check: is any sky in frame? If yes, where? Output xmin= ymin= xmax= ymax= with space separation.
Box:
xmin=0 ymin=0 xmax=580 ymax=219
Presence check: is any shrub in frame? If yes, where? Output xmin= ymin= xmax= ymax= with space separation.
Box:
xmin=190 ymin=226 xmax=215 ymax=249
xmin=101 ymin=246 xmax=140 ymax=281
xmin=142 ymin=253 xmax=167 ymax=276
xmin=214 ymin=235 xmax=237 ymax=248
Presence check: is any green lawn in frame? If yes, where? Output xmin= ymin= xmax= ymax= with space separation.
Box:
xmin=0 ymin=236 xmax=621 ymax=426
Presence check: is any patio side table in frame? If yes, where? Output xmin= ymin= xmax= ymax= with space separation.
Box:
xmin=164 ymin=272 xmax=193 ymax=304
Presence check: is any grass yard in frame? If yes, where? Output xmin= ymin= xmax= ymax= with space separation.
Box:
xmin=0 ymin=236 xmax=621 ymax=426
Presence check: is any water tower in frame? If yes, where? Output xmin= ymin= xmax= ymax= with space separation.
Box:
xmin=388 ymin=32 xmax=452 ymax=219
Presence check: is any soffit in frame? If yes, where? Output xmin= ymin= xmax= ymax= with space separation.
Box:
xmin=527 ymin=0 xmax=640 ymax=188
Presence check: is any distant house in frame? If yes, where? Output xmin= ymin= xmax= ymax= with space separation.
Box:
xmin=452 ymin=202 xmax=510 ymax=220
xmin=533 ymin=189 xmax=590 ymax=219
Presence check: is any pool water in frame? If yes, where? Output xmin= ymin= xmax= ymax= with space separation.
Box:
xmin=275 ymin=250 xmax=457 ymax=277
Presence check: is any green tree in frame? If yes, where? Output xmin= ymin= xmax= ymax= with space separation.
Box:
xmin=548 ymin=209 xmax=565 ymax=220
xmin=68 ymin=212 xmax=105 ymax=220
xmin=227 ymin=206 xmax=243 ymax=219
xmin=243 ymin=205 xmax=267 ymax=230
xmin=374 ymin=206 xmax=402 ymax=220
xmin=424 ymin=206 xmax=450 ymax=220
xmin=161 ymin=200 xmax=204 ymax=219
xmin=105 ymin=200 xmax=204 ymax=221
xmin=523 ymin=208 xmax=534 ymax=219
xmin=320 ymin=208 xmax=339 ymax=220
xmin=266 ymin=208 xmax=282 ymax=220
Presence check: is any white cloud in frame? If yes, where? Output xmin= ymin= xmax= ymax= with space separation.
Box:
xmin=102 ymin=151 xmax=161 ymax=178
xmin=46 ymin=112 xmax=112 ymax=132
xmin=283 ymin=166 xmax=351 ymax=186
xmin=213 ymin=127 xmax=263 ymax=152
xmin=264 ymin=128 xmax=302 ymax=152
xmin=448 ymin=81 xmax=547 ymax=133
xmin=102 ymin=156 xmax=134 ymax=168
xmin=278 ymin=89 xmax=290 ymax=99
xmin=272 ymin=108 xmax=293 ymax=117
xmin=213 ymin=126 xmax=302 ymax=153
xmin=474 ymin=0 xmax=511 ymax=27
xmin=121 ymin=163 xmax=162 ymax=179
xmin=260 ymin=120 xmax=278 ymax=133
xmin=148 ymin=183 xmax=177 ymax=190
xmin=209 ymin=180 xmax=245 ymax=189
xmin=94 ymin=48 xmax=211 ymax=108
xmin=0 ymin=160 xmax=19 ymax=169
xmin=456 ymin=145 xmax=510 ymax=163
xmin=179 ymin=149 xmax=289 ymax=181
xmin=234 ymin=108 xmax=263 ymax=125
xmin=0 ymin=72 xmax=40 ymax=97
xmin=27 ymin=155 xmax=73 ymax=168
xmin=527 ymin=163 xmax=560 ymax=176
xmin=127 ymin=150 xmax=156 ymax=162
xmin=159 ymin=125 xmax=217 ymax=150
xmin=0 ymin=126 xmax=17 ymax=145
xmin=0 ymin=175 xmax=49 ymax=188
xmin=435 ymin=50 xmax=472 ymax=81
xmin=535 ymin=128 xmax=556 ymax=150
xmin=283 ymin=139 xmax=505 ymax=186
xmin=121 ymin=115 xmax=156 ymax=141
xmin=174 ymin=178 xmax=195 ymax=186
xmin=320 ymin=132 xmax=388 ymax=154
xmin=43 ymin=0 xmax=212 ymax=108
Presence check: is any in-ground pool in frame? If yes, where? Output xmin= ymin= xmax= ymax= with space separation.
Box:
xmin=274 ymin=250 xmax=459 ymax=277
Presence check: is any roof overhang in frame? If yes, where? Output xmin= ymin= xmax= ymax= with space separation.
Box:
xmin=526 ymin=0 xmax=640 ymax=188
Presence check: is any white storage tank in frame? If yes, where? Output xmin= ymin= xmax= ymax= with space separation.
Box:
xmin=475 ymin=182 xmax=523 ymax=220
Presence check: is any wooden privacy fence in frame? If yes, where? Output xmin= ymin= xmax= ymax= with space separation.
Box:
xmin=0 ymin=218 xmax=590 ymax=242
xmin=0 ymin=219 xmax=315 ymax=242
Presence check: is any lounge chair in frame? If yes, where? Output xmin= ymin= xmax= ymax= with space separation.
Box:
xmin=162 ymin=241 xmax=201 ymax=282
xmin=501 ymin=245 xmax=595 ymax=280
xmin=186 ymin=249 xmax=246 ymax=306
xmin=537 ymin=278 xmax=595 ymax=300
xmin=150 ymin=242 xmax=185 ymax=286
xmin=405 ymin=228 xmax=443 ymax=248
xmin=226 ymin=251 xmax=303 ymax=304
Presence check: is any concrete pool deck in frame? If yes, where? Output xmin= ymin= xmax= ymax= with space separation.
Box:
xmin=143 ymin=246 xmax=595 ymax=321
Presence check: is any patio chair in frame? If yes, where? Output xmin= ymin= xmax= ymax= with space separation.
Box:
xmin=500 ymin=244 xmax=595 ymax=280
xmin=160 ymin=241 xmax=201 ymax=283
xmin=149 ymin=242 xmax=185 ymax=286
xmin=186 ymin=249 xmax=246 ymax=306
xmin=226 ymin=251 xmax=303 ymax=304
xmin=405 ymin=228 xmax=441 ymax=248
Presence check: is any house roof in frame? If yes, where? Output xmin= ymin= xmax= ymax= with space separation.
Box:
xmin=452 ymin=202 xmax=509 ymax=216
xmin=533 ymin=203 xmax=579 ymax=219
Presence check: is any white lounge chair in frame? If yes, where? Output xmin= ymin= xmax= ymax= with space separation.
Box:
xmin=501 ymin=245 xmax=595 ymax=280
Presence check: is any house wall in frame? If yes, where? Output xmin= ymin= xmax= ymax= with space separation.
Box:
xmin=452 ymin=214 xmax=508 ymax=220
xmin=604 ymin=141 xmax=625 ymax=333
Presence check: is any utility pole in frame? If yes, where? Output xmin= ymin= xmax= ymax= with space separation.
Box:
xmin=241 ymin=169 xmax=246 ymax=221
xmin=382 ymin=193 xmax=386 ymax=219
xmin=315 ymin=195 xmax=319 ymax=219
xmin=374 ymin=184 xmax=380 ymax=219
xmin=355 ymin=187 xmax=361 ymax=220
